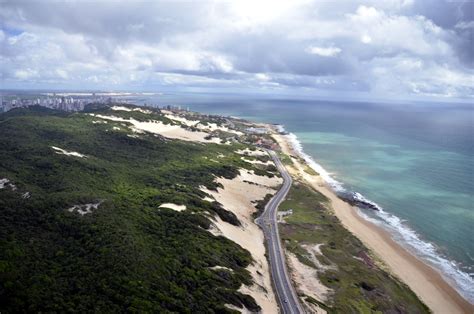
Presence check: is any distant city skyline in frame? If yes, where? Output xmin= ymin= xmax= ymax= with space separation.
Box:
xmin=1 ymin=0 xmax=473 ymax=101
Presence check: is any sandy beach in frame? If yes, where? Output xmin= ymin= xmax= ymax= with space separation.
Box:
xmin=271 ymin=132 xmax=474 ymax=314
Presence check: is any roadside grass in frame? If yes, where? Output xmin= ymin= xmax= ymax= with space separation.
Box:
xmin=303 ymin=165 xmax=319 ymax=176
xmin=279 ymin=182 xmax=429 ymax=313
xmin=278 ymin=152 xmax=293 ymax=166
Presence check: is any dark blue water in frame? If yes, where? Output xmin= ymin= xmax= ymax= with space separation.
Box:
xmin=125 ymin=92 xmax=474 ymax=301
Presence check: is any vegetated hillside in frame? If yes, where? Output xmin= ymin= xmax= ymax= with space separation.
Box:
xmin=0 ymin=105 xmax=267 ymax=313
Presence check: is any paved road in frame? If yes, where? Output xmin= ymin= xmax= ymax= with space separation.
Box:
xmin=256 ymin=150 xmax=303 ymax=314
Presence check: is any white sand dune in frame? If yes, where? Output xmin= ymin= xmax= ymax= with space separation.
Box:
xmin=89 ymin=114 xmax=221 ymax=143
xmin=158 ymin=203 xmax=187 ymax=212
xmin=0 ymin=178 xmax=10 ymax=189
xmin=288 ymin=253 xmax=329 ymax=314
xmin=133 ymin=120 xmax=221 ymax=143
xmin=201 ymin=170 xmax=282 ymax=313
xmin=236 ymin=148 xmax=267 ymax=156
xmin=202 ymin=196 xmax=215 ymax=203
xmin=165 ymin=112 xmax=243 ymax=136
xmin=0 ymin=178 xmax=17 ymax=191
xmin=241 ymin=157 xmax=273 ymax=166
xmin=239 ymin=169 xmax=282 ymax=188
xmin=51 ymin=146 xmax=87 ymax=158
xmin=225 ymin=303 xmax=251 ymax=313
xmin=164 ymin=114 xmax=200 ymax=127
xmin=196 ymin=122 xmax=244 ymax=136
xmin=301 ymin=243 xmax=336 ymax=271
xmin=111 ymin=106 xmax=132 ymax=112
xmin=68 ymin=202 xmax=101 ymax=215
xmin=111 ymin=106 xmax=152 ymax=114
xmin=209 ymin=265 xmax=233 ymax=272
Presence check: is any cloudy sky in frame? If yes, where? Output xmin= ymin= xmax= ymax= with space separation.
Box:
xmin=1 ymin=0 xmax=473 ymax=100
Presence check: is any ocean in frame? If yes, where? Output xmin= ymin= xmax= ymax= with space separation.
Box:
xmin=124 ymin=92 xmax=474 ymax=302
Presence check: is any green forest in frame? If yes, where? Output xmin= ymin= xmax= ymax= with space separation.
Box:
xmin=0 ymin=105 xmax=268 ymax=313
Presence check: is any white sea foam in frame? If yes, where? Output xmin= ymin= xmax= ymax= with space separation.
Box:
xmin=279 ymin=125 xmax=474 ymax=303
xmin=286 ymin=132 xmax=345 ymax=191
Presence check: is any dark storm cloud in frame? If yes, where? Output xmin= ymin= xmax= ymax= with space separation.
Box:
xmin=406 ymin=0 xmax=474 ymax=67
xmin=0 ymin=1 xmax=206 ymax=43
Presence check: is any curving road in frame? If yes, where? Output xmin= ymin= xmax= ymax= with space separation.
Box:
xmin=256 ymin=150 xmax=303 ymax=314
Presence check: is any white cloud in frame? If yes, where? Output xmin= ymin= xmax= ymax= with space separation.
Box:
xmin=455 ymin=21 xmax=474 ymax=30
xmin=369 ymin=55 xmax=473 ymax=97
xmin=361 ymin=35 xmax=372 ymax=44
xmin=55 ymin=69 xmax=68 ymax=79
xmin=14 ymin=69 xmax=38 ymax=80
xmin=255 ymin=73 xmax=270 ymax=81
xmin=306 ymin=46 xmax=342 ymax=57
xmin=348 ymin=6 xmax=451 ymax=56
xmin=354 ymin=6 xmax=381 ymax=20
xmin=0 ymin=0 xmax=471 ymax=98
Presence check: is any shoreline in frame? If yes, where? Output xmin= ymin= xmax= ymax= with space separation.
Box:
xmin=270 ymin=130 xmax=474 ymax=314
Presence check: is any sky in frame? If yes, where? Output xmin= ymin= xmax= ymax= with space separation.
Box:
xmin=0 ymin=0 xmax=473 ymax=101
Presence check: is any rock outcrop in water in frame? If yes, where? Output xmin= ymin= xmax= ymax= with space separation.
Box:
xmin=338 ymin=191 xmax=380 ymax=211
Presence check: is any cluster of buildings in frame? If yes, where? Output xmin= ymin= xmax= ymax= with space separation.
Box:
xmin=161 ymin=104 xmax=191 ymax=112
xmin=243 ymin=127 xmax=279 ymax=150
xmin=0 ymin=93 xmax=129 ymax=113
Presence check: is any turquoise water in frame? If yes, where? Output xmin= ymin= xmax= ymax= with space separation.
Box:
xmin=128 ymin=93 xmax=474 ymax=301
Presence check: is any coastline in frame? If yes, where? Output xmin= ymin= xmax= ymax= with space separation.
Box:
xmin=269 ymin=130 xmax=474 ymax=314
